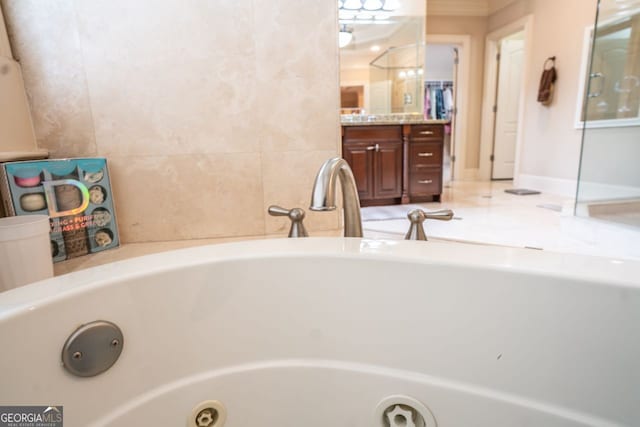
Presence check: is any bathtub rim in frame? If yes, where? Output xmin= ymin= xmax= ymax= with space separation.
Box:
xmin=1 ymin=237 xmax=639 ymax=320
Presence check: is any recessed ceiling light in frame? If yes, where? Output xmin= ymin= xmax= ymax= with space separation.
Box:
xmin=370 ymin=45 xmax=381 ymax=52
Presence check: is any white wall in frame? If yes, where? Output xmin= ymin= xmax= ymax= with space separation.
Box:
xmin=425 ymin=44 xmax=456 ymax=81
xmin=487 ymin=0 xmax=597 ymax=195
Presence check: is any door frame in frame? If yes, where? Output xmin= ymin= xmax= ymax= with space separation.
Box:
xmin=426 ymin=34 xmax=471 ymax=181
xmin=478 ymin=15 xmax=534 ymax=182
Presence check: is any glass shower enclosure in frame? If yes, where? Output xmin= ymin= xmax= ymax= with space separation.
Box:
xmin=369 ymin=43 xmax=424 ymax=115
xmin=576 ymin=0 xmax=640 ymax=226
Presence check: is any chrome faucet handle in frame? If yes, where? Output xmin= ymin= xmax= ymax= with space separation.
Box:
xmin=423 ymin=209 xmax=454 ymax=221
xmin=404 ymin=209 xmax=454 ymax=241
xmin=268 ymin=205 xmax=309 ymax=238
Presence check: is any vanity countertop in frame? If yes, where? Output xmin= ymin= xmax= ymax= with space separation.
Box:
xmin=341 ymin=119 xmax=450 ymax=126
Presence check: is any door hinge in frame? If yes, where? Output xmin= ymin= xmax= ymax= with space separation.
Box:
xmin=496 ymin=52 xmax=501 ymax=61
xmin=451 ymin=155 xmax=456 ymax=162
xmin=492 ymin=105 xmax=497 ymax=113
xmin=454 ymin=57 xmax=459 ymax=65
xmin=490 ymin=154 xmax=495 ymax=162
xmin=451 ymin=107 xmax=458 ymax=115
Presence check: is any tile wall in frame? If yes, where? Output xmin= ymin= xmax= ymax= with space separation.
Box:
xmin=1 ymin=0 xmax=342 ymax=241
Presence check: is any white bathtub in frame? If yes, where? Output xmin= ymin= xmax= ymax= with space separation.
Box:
xmin=0 ymin=238 xmax=639 ymax=427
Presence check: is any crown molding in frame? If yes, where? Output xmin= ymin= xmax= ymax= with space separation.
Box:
xmin=427 ymin=0 xmax=490 ymax=17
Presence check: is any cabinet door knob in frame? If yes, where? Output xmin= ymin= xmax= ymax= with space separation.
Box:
xmin=418 ymin=179 xmax=433 ymax=184
xmin=417 ymin=152 xmax=434 ymax=157
xmin=366 ymin=145 xmax=376 ymax=151
xmin=375 ymin=143 xmax=380 ymax=152
xmin=420 ymin=131 xmax=434 ymax=135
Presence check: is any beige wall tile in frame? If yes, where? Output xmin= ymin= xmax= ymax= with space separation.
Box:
xmin=73 ymin=0 xmax=259 ymax=157
xmin=1 ymin=0 xmax=97 ymax=158
xmin=253 ymin=0 xmax=341 ymax=153
xmin=262 ymin=151 xmax=341 ymax=236
xmin=3 ymin=0 xmax=343 ymax=244
xmin=108 ymin=153 xmax=265 ymax=242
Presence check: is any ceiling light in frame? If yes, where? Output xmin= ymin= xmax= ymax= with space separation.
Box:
xmin=363 ymin=0 xmax=383 ymax=10
xmin=370 ymin=45 xmax=381 ymax=52
xmin=342 ymin=0 xmax=362 ymax=10
xmin=382 ymin=0 xmax=400 ymax=11
xmin=339 ymin=25 xmax=354 ymax=48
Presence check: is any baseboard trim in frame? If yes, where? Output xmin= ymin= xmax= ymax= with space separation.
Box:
xmin=516 ymin=174 xmax=577 ymax=197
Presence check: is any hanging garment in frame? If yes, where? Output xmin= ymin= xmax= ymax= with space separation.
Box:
xmin=430 ymin=87 xmax=437 ymax=120
xmin=436 ymin=89 xmax=446 ymax=120
xmin=424 ymin=87 xmax=431 ymax=119
xmin=443 ymin=87 xmax=454 ymax=119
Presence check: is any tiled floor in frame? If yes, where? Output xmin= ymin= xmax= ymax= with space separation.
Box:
xmin=362 ymin=180 xmax=640 ymax=261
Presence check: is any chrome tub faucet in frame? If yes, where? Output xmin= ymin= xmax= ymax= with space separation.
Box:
xmin=309 ymin=157 xmax=363 ymax=238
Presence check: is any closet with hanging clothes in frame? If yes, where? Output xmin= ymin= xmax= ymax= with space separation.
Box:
xmin=424 ymin=81 xmax=454 ymax=121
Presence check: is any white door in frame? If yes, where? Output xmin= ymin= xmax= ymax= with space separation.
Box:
xmin=492 ymin=35 xmax=524 ymax=180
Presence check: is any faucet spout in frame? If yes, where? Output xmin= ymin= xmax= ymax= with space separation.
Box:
xmin=309 ymin=157 xmax=363 ymax=238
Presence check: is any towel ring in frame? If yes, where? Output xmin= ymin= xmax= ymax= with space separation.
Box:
xmin=544 ymin=56 xmax=556 ymax=70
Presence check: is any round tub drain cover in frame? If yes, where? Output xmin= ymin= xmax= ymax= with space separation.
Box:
xmin=61 ymin=320 xmax=124 ymax=377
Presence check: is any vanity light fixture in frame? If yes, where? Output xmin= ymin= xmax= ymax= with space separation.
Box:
xmin=339 ymin=0 xmax=398 ymax=21
xmin=363 ymin=0 xmax=384 ymax=10
xmin=382 ymin=0 xmax=400 ymax=10
xmin=342 ymin=0 xmax=363 ymax=10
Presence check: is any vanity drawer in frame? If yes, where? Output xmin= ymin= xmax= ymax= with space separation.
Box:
xmin=410 ymin=124 xmax=444 ymax=140
xmin=409 ymin=171 xmax=441 ymax=196
xmin=343 ymin=125 xmax=402 ymax=142
xmin=410 ymin=142 xmax=443 ymax=169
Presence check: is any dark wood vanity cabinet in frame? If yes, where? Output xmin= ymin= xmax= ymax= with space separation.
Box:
xmin=342 ymin=123 xmax=444 ymax=206
xmin=407 ymin=124 xmax=444 ymax=203
xmin=342 ymin=126 xmax=403 ymax=206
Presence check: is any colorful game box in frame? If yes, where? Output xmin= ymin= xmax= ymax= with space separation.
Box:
xmin=0 ymin=158 xmax=119 ymax=262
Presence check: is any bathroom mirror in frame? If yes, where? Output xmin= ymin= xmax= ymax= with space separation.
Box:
xmin=576 ymin=8 xmax=640 ymax=128
xmin=338 ymin=0 xmax=426 ymax=116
